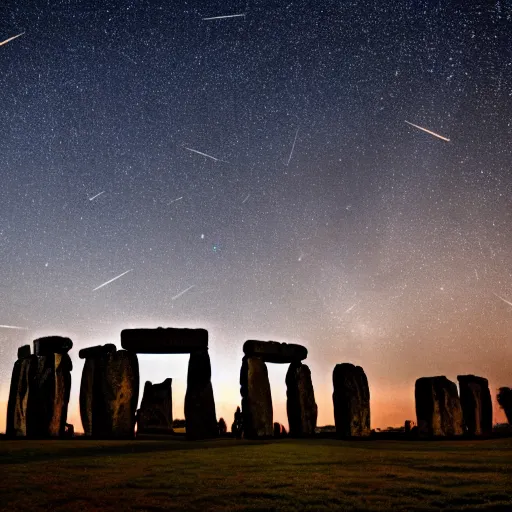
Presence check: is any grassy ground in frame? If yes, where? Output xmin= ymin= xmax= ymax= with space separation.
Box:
xmin=1 ymin=437 xmax=511 ymax=511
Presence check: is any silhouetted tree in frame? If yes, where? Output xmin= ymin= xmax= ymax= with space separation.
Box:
xmin=218 ymin=417 xmax=227 ymax=434
xmin=497 ymin=387 xmax=512 ymax=424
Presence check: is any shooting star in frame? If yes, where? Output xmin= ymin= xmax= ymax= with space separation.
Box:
xmin=242 ymin=194 xmax=250 ymax=204
xmin=89 ymin=191 xmax=105 ymax=201
xmin=169 ymin=196 xmax=183 ymax=204
xmin=93 ymin=269 xmax=133 ymax=292
xmin=0 ymin=32 xmax=25 ymax=48
xmin=286 ymin=126 xmax=300 ymax=166
xmin=405 ymin=121 xmax=450 ymax=142
xmin=184 ymin=147 xmax=227 ymax=163
xmin=493 ymin=292 xmax=512 ymax=308
xmin=203 ymin=13 xmax=246 ymax=21
xmin=344 ymin=303 xmax=357 ymax=314
xmin=0 ymin=324 xmax=28 ymax=330
xmin=172 ymin=285 xmax=195 ymax=301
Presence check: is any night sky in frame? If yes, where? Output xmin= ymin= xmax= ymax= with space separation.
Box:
xmin=1 ymin=0 xmax=511 ymax=432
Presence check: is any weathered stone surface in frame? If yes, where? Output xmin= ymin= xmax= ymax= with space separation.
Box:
xmin=121 ymin=328 xmax=208 ymax=354
xmin=457 ymin=375 xmax=492 ymax=436
xmin=332 ymin=363 xmax=370 ymax=437
xmin=17 ymin=345 xmax=31 ymax=359
xmin=184 ymin=350 xmax=218 ymax=439
xmin=137 ymin=378 xmax=173 ymax=434
xmin=243 ymin=340 xmax=307 ymax=364
xmin=497 ymin=387 xmax=512 ymax=424
xmin=27 ymin=354 xmax=72 ymax=437
xmin=286 ymin=362 xmax=318 ymax=436
xmin=240 ymin=356 xmax=273 ymax=438
xmin=92 ymin=350 xmax=139 ymax=438
xmin=79 ymin=343 xmax=117 ymax=359
xmin=415 ymin=376 xmax=464 ymax=437
xmin=33 ymin=336 xmax=73 ymax=356
xmin=79 ymin=357 xmax=96 ymax=436
xmin=6 ymin=356 xmax=33 ymax=437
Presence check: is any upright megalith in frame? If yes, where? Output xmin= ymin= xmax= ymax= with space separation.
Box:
xmin=121 ymin=327 xmax=208 ymax=353
xmin=6 ymin=346 xmax=32 ymax=437
xmin=497 ymin=387 xmax=512 ymax=424
xmin=240 ymin=356 xmax=273 ymax=438
xmin=332 ymin=363 xmax=370 ymax=437
xmin=27 ymin=352 xmax=73 ymax=438
xmin=286 ymin=362 xmax=318 ymax=436
xmin=457 ymin=375 xmax=492 ymax=436
xmin=138 ymin=378 xmax=174 ymax=434
xmin=92 ymin=350 xmax=139 ymax=439
xmin=243 ymin=340 xmax=307 ymax=364
xmin=79 ymin=344 xmax=117 ymax=437
xmin=185 ymin=350 xmax=218 ymax=439
xmin=121 ymin=326 xmax=218 ymax=440
xmin=415 ymin=376 xmax=464 ymax=437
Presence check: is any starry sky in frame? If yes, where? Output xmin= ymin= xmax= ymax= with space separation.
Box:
xmin=1 ymin=0 xmax=511 ymax=433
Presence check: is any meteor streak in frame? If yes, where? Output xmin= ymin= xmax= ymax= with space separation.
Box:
xmin=242 ymin=194 xmax=250 ymax=204
xmin=0 ymin=324 xmax=28 ymax=330
xmin=405 ymin=121 xmax=450 ymax=142
xmin=184 ymin=147 xmax=227 ymax=163
xmin=287 ymin=126 xmax=300 ymax=165
xmin=93 ymin=269 xmax=133 ymax=291
xmin=203 ymin=14 xmax=246 ymax=21
xmin=493 ymin=292 xmax=512 ymax=308
xmin=169 ymin=196 xmax=183 ymax=204
xmin=89 ymin=191 xmax=105 ymax=201
xmin=344 ymin=303 xmax=357 ymax=314
xmin=0 ymin=32 xmax=25 ymax=47
xmin=172 ymin=285 xmax=195 ymax=301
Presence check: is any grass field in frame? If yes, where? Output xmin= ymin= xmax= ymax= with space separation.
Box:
xmin=1 ymin=437 xmax=511 ymax=511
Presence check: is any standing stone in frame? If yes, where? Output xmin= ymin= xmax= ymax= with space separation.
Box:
xmin=92 ymin=350 xmax=139 ymax=439
xmin=27 ymin=353 xmax=73 ymax=438
xmin=138 ymin=378 xmax=174 ymax=434
xmin=457 ymin=375 xmax=492 ymax=436
xmin=404 ymin=420 xmax=415 ymax=434
xmin=415 ymin=376 xmax=464 ymax=437
xmin=79 ymin=344 xmax=117 ymax=436
xmin=497 ymin=387 xmax=512 ymax=424
xmin=184 ymin=350 xmax=217 ymax=440
xmin=286 ymin=362 xmax=318 ymax=436
xmin=240 ymin=356 xmax=273 ymax=438
xmin=6 ymin=348 xmax=32 ymax=437
xmin=332 ymin=363 xmax=370 ymax=437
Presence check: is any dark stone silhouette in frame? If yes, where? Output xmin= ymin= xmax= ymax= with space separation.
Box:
xmin=64 ymin=423 xmax=74 ymax=438
xmin=92 ymin=350 xmax=139 ymax=439
xmin=273 ymin=422 xmax=287 ymax=437
xmin=17 ymin=345 xmax=31 ymax=359
xmin=457 ymin=375 xmax=493 ymax=436
xmin=33 ymin=336 xmax=73 ymax=356
xmin=6 ymin=348 xmax=32 ymax=437
xmin=332 ymin=363 xmax=370 ymax=437
xmin=79 ymin=343 xmax=116 ymax=359
xmin=415 ymin=376 xmax=463 ymax=437
xmin=243 ymin=340 xmax=307 ymax=364
xmin=240 ymin=356 xmax=273 ymax=438
xmin=218 ymin=417 xmax=227 ymax=435
xmin=497 ymin=387 xmax=512 ymax=424
xmin=404 ymin=420 xmax=415 ymax=434
xmin=286 ymin=362 xmax=318 ymax=436
xmin=232 ymin=406 xmax=243 ymax=438
xmin=79 ymin=344 xmax=118 ymax=436
xmin=137 ymin=378 xmax=173 ymax=434
xmin=27 ymin=353 xmax=72 ymax=437
xmin=120 ymin=327 xmax=208 ymax=353
xmin=184 ymin=350 xmax=218 ymax=440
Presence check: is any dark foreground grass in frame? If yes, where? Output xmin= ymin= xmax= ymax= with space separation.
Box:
xmin=1 ymin=437 xmax=511 ymax=511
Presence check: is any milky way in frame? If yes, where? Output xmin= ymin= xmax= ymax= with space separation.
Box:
xmin=1 ymin=1 xmax=511 ymax=432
